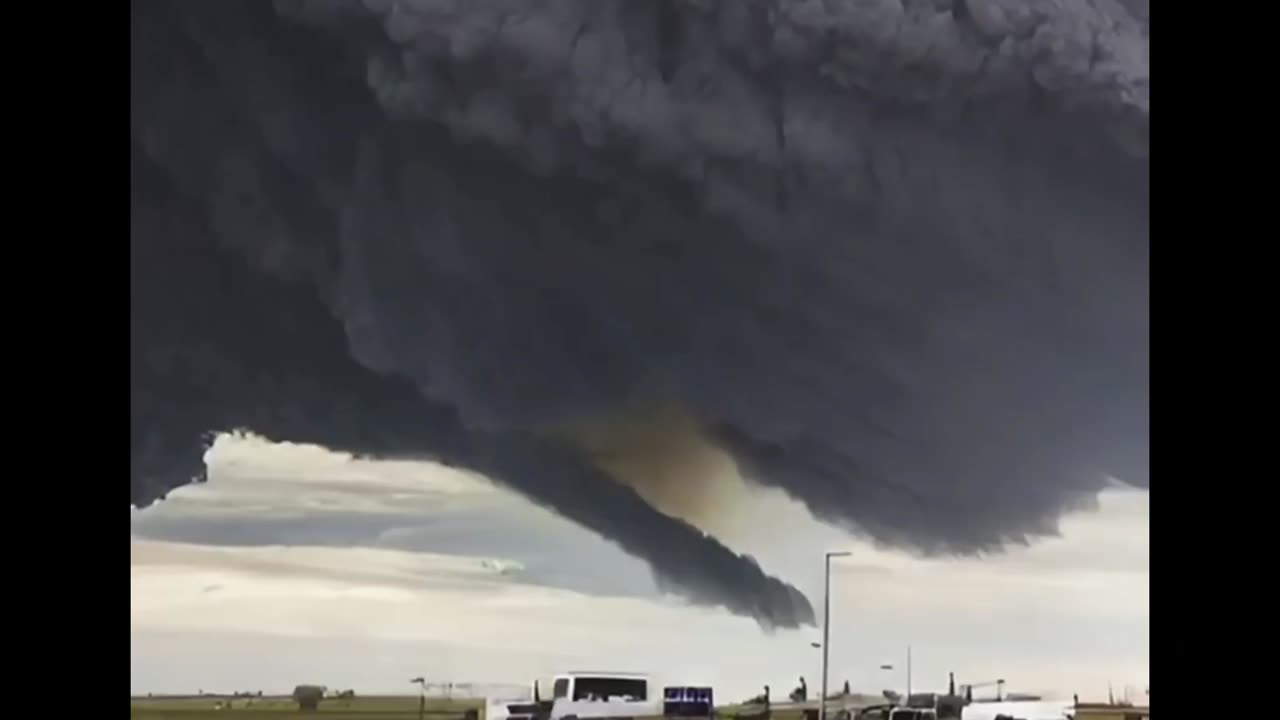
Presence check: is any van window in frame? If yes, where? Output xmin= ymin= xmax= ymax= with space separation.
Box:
xmin=553 ymin=679 xmax=569 ymax=699
xmin=571 ymin=677 xmax=647 ymax=701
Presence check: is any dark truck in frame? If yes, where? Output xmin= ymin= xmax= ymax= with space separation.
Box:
xmin=663 ymin=687 xmax=714 ymax=719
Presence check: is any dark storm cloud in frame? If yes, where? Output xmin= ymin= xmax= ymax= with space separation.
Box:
xmin=130 ymin=0 xmax=1148 ymax=628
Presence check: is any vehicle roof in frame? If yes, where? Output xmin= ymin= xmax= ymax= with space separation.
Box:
xmin=557 ymin=672 xmax=650 ymax=680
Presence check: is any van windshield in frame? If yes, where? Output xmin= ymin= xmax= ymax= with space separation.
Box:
xmin=553 ymin=679 xmax=569 ymax=699
xmin=571 ymin=677 xmax=647 ymax=702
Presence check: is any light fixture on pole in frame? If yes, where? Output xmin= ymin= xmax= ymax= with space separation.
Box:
xmin=410 ymin=677 xmax=427 ymax=720
xmin=819 ymin=550 xmax=852 ymax=720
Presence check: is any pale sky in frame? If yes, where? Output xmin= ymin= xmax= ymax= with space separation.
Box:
xmin=130 ymin=434 xmax=1148 ymax=703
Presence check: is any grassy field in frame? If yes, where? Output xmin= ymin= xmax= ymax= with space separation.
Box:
xmin=130 ymin=695 xmax=481 ymax=719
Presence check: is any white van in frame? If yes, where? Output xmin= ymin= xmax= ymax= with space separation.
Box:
xmin=547 ymin=672 xmax=659 ymax=720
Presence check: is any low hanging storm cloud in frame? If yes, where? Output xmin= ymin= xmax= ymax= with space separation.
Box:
xmin=130 ymin=0 xmax=1149 ymax=629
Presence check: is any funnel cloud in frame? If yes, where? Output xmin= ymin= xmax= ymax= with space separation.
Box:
xmin=131 ymin=0 xmax=1148 ymax=629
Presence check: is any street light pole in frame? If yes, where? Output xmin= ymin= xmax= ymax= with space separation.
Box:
xmin=820 ymin=551 xmax=851 ymax=720
xmin=410 ymin=678 xmax=426 ymax=720
xmin=906 ymin=645 xmax=912 ymax=699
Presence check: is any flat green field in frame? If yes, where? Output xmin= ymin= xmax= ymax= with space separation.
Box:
xmin=130 ymin=696 xmax=809 ymax=720
xmin=130 ymin=696 xmax=480 ymax=719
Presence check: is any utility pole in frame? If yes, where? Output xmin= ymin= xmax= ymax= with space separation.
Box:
xmin=820 ymin=551 xmax=851 ymax=720
xmin=906 ymin=645 xmax=912 ymax=699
